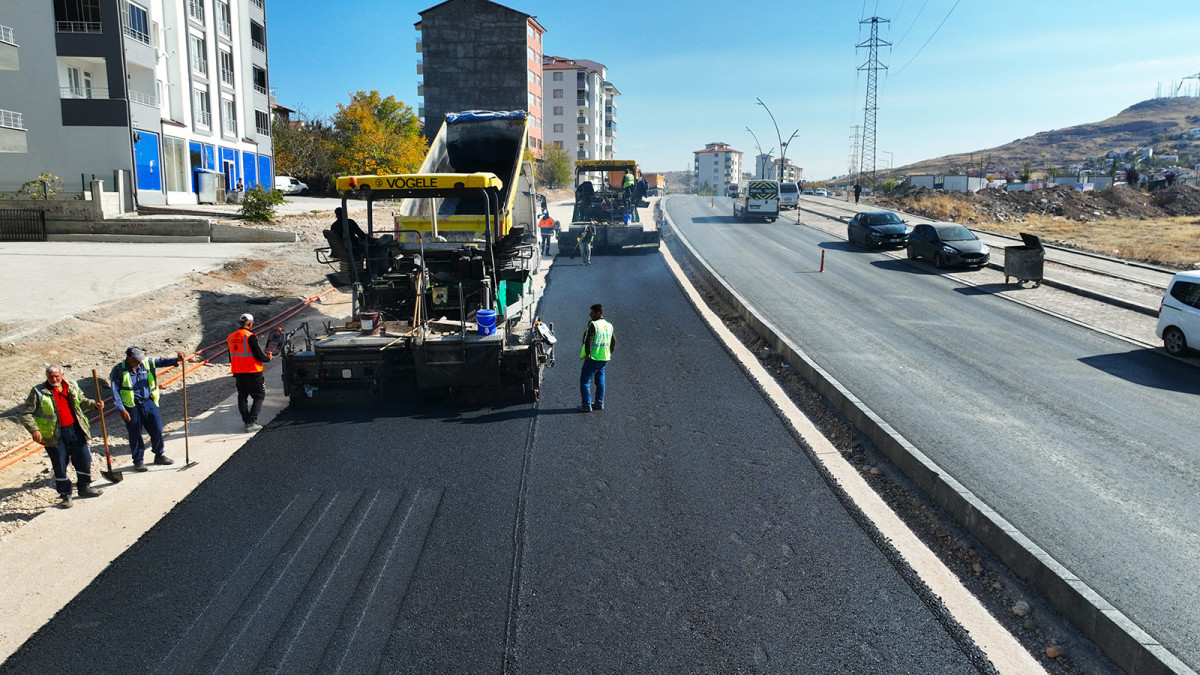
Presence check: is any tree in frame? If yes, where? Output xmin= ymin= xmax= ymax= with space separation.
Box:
xmin=537 ymin=144 xmax=571 ymax=189
xmin=694 ymin=181 xmax=717 ymax=196
xmin=272 ymin=110 xmax=336 ymax=193
xmin=1018 ymin=161 xmax=1033 ymax=183
xmin=331 ymin=91 xmax=427 ymax=177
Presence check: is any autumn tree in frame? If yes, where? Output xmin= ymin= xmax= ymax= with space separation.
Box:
xmin=272 ymin=109 xmax=336 ymax=193
xmin=331 ymin=90 xmax=427 ymax=177
xmin=537 ymin=144 xmax=571 ymax=189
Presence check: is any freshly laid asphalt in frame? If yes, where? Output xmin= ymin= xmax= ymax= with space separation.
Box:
xmin=0 ymin=245 xmax=990 ymax=672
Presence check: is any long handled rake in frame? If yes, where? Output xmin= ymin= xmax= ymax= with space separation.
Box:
xmin=91 ymin=369 xmax=123 ymax=483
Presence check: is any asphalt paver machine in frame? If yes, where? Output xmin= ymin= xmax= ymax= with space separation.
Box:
xmin=559 ymin=159 xmax=659 ymax=254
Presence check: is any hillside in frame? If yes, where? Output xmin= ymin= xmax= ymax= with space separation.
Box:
xmin=897 ymin=97 xmax=1200 ymax=175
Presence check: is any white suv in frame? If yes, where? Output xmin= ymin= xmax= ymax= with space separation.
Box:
xmin=274 ymin=176 xmax=308 ymax=195
xmin=1156 ymin=270 xmax=1200 ymax=356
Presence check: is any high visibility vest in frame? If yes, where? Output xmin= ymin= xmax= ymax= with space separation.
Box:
xmin=117 ymin=360 xmax=159 ymax=408
xmin=623 ymin=173 xmax=635 ymax=188
xmin=228 ymin=328 xmax=264 ymax=374
xmin=580 ymin=319 xmax=613 ymax=361
xmin=29 ymin=381 xmax=91 ymax=445
xmin=539 ymin=216 xmax=555 ymax=230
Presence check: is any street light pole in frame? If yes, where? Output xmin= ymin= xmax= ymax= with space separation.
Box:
xmin=757 ymin=98 xmax=797 ymax=182
xmin=882 ymin=150 xmax=893 ymax=172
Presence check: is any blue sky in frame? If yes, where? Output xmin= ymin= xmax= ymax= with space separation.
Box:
xmin=267 ymin=1 xmax=1199 ymax=179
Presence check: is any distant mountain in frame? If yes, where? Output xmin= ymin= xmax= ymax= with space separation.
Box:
xmin=896 ymin=97 xmax=1200 ymax=176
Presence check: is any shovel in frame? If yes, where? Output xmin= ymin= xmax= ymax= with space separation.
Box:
xmin=91 ymin=369 xmax=123 ymax=483
xmin=181 ymin=359 xmax=196 ymax=468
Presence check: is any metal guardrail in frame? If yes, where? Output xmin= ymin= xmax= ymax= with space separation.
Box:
xmin=129 ymin=90 xmax=157 ymax=107
xmin=0 ymin=209 xmax=47 ymax=242
xmin=122 ymin=24 xmax=149 ymax=45
xmin=196 ymin=110 xmax=212 ymax=128
xmin=60 ymin=87 xmax=110 ymax=100
xmin=56 ymin=21 xmax=102 ymax=33
xmin=0 ymin=109 xmax=23 ymax=130
xmin=252 ymin=39 xmax=264 ymax=52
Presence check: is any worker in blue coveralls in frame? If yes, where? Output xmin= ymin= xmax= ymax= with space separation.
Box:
xmin=110 ymin=346 xmax=185 ymax=472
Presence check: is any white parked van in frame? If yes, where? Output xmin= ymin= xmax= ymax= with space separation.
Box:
xmin=274 ymin=176 xmax=309 ymax=195
xmin=779 ymin=182 xmax=799 ymax=210
xmin=1156 ymin=270 xmax=1200 ymax=356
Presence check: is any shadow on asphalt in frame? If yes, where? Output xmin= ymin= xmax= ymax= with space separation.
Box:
xmin=690 ymin=216 xmax=735 ymax=224
xmin=819 ymin=240 xmax=859 ymax=252
xmin=1078 ymin=349 xmax=1200 ymax=394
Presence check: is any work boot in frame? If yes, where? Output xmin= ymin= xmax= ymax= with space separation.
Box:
xmin=576 ymin=404 xmax=592 ymax=413
xmin=59 ymin=494 xmax=73 ymax=509
xmin=153 ymin=454 xmax=175 ymax=466
xmin=245 ymin=423 xmax=263 ymax=433
xmin=78 ymin=486 xmax=103 ymax=498
xmin=593 ymin=402 xmax=604 ymax=411
xmin=133 ymin=462 xmax=148 ymax=473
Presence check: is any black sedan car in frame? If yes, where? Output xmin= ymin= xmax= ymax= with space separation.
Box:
xmin=906 ymin=222 xmax=991 ymax=268
xmin=847 ymin=211 xmax=909 ymax=249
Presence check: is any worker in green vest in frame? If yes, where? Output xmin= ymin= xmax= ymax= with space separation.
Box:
xmin=578 ymin=303 xmax=615 ymax=412
xmin=622 ymin=169 xmax=635 ymax=201
xmin=20 ymin=365 xmax=105 ymax=508
xmin=110 ymin=346 xmax=186 ymax=471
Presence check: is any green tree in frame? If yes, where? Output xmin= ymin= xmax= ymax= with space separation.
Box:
xmin=272 ymin=110 xmax=336 ymax=194
xmin=694 ymin=181 xmax=717 ymax=196
xmin=1018 ymin=161 xmax=1033 ymax=183
xmin=537 ymin=144 xmax=571 ymax=188
xmin=331 ymin=90 xmax=427 ymax=178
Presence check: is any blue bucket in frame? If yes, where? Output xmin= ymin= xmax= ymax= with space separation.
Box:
xmin=476 ymin=309 xmax=497 ymax=335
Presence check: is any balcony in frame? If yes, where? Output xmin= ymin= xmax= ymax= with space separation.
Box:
xmin=253 ymin=83 xmax=267 ymax=95
xmin=0 ymin=25 xmax=14 ymax=45
xmin=0 ymin=109 xmax=24 ymax=130
xmin=217 ymin=18 xmax=231 ymax=38
xmin=251 ymin=0 xmax=263 ymax=7
xmin=195 ymin=110 xmax=212 ymax=128
xmin=577 ymin=150 xmax=587 ymax=159
xmin=187 ymin=0 xmax=204 ymax=23
xmin=129 ymin=90 xmax=158 ymax=107
xmin=252 ymin=39 xmax=264 ymax=52
xmin=577 ymin=133 xmax=588 ymax=141
xmin=220 ymin=68 xmax=234 ymax=86
xmin=576 ymin=116 xmax=586 ymax=124
xmin=56 ymin=21 xmax=102 ymax=33
xmin=415 ymin=40 xmax=422 ymax=52
xmin=61 ymin=86 xmax=110 ymax=99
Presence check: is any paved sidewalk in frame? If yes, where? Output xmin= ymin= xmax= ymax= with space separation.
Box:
xmin=0 ymin=240 xmax=284 ymax=341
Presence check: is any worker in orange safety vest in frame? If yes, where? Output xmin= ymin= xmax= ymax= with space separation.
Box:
xmin=228 ymin=313 xmax=273 ymax=433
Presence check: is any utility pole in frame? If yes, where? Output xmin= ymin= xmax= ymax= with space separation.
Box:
xmin=857 ymin=17 xmax=890 ymax=187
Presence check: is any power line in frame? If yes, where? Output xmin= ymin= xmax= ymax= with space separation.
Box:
xmin=893 ymin=0 xmax=961 ymax=75
xmin=894 ymin=0 xmax=930 ymax=48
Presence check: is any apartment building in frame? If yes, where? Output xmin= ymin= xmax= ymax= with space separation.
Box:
xmin=0 ymin=0 xmax=274 ymax=205
xmin=416 ymin=0 xmax=545 ymax=158
xmin=693 ymin=142 xmax=742 ymax=194
xmin=541 ymin=55 xmax=619 ymax=161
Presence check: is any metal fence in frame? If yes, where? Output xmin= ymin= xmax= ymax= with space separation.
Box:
xmin=0 ymin=209 xmax=47 ymax=242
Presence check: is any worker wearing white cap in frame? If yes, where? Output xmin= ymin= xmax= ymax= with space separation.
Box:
xmin=109 ymin=346 xmax=186 ymax=471
xmin=228 ymin=313 xmax=273 ymax=432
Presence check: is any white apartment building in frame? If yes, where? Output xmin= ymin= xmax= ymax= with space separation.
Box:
xmin=693 ymin=142 xmax=742 ymax=194
xmin=542 ymin=56 xmax=618 ymax=161
xmin=0 ymin=0 xmax=273 ymax=206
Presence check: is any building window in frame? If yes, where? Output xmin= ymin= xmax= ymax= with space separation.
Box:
xmin=163 ymin=136 xmax=188 ymax=192
xmin=553 ymin=123 xmax=563 ymax=133
xmin=193 ymin=88 xmax=211 ymax=128
xmin=221 ymin=97 xmax=237 ymax=137
xmin=255 ymin=109 xmax=270 ymax=135
xmin=252 ymin=67 xmax=267 ymax=95
xmin=216 ymin=1 xmax=231 ymax=38
xmin=65 ymin=66 xmax=93 ymax=98
xmin=553 ymin=106 xmax=563 ymax=116
xmin=554 ymin=140 xmax=562 ymax=148
xmin=219 ymin=49 xmax=234 ymax=85
xmin=250 ymin=20 xmax=265 ymax=51
xmin=552 ymin=89 xmax=562 ymax=99
xmin=122 ymin=1 xmax=150 ymax=44
xmin=55 ymin=0 xmax=103 ymax=32
xmin=189 ymin=34 xmax=207 ymax=76
xmin=553 ymin=72 xmax=562 ymax=81
xmin=187 ymin=0 xmax=204 ymax=23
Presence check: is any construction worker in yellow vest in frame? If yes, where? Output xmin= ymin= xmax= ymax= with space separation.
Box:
xmin=578 ymin=303 xmax=615 ymax=412
xmin=20 ymin=365 xmax=104 ymax=508
xmin=228 ymin=313 xmax=273 ymax=433
xmin=111 ymin=346 xmax=186 ymax=472
xmin=622 ymin=169 xmax=635 ymax=202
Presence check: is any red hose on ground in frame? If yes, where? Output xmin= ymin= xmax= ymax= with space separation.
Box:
xmin=0 ymin=288 xmax=338 ymax=474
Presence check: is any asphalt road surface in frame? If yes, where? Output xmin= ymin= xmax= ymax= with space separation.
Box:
xmin=669 ymin=195 xmax=1200 ymax=669
xmin=1 ymin=245 xmax=991 ymax=672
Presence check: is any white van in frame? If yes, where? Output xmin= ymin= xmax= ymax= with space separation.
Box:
xmin=779 ymin=182 xmax=799 ymax=210
xmin=732 ymin=179 xmax=780 ymax=222
xmin=1156 ymin=270 xmax=1200 ymax=356
xmin=274 ymin=176 xmax=309 ymax=195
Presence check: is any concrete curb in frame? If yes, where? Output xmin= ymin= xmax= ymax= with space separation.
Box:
xmin=662 ymin=196 xmax=1194 ymax=675
xmin=44 ymin=219 xmax=296 ymax=244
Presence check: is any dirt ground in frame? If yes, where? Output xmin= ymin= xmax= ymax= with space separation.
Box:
xmin=0 ymin=205 xmax=367 ymax=540
xmin=878 ymin=184 xmax=1200 ymax=268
